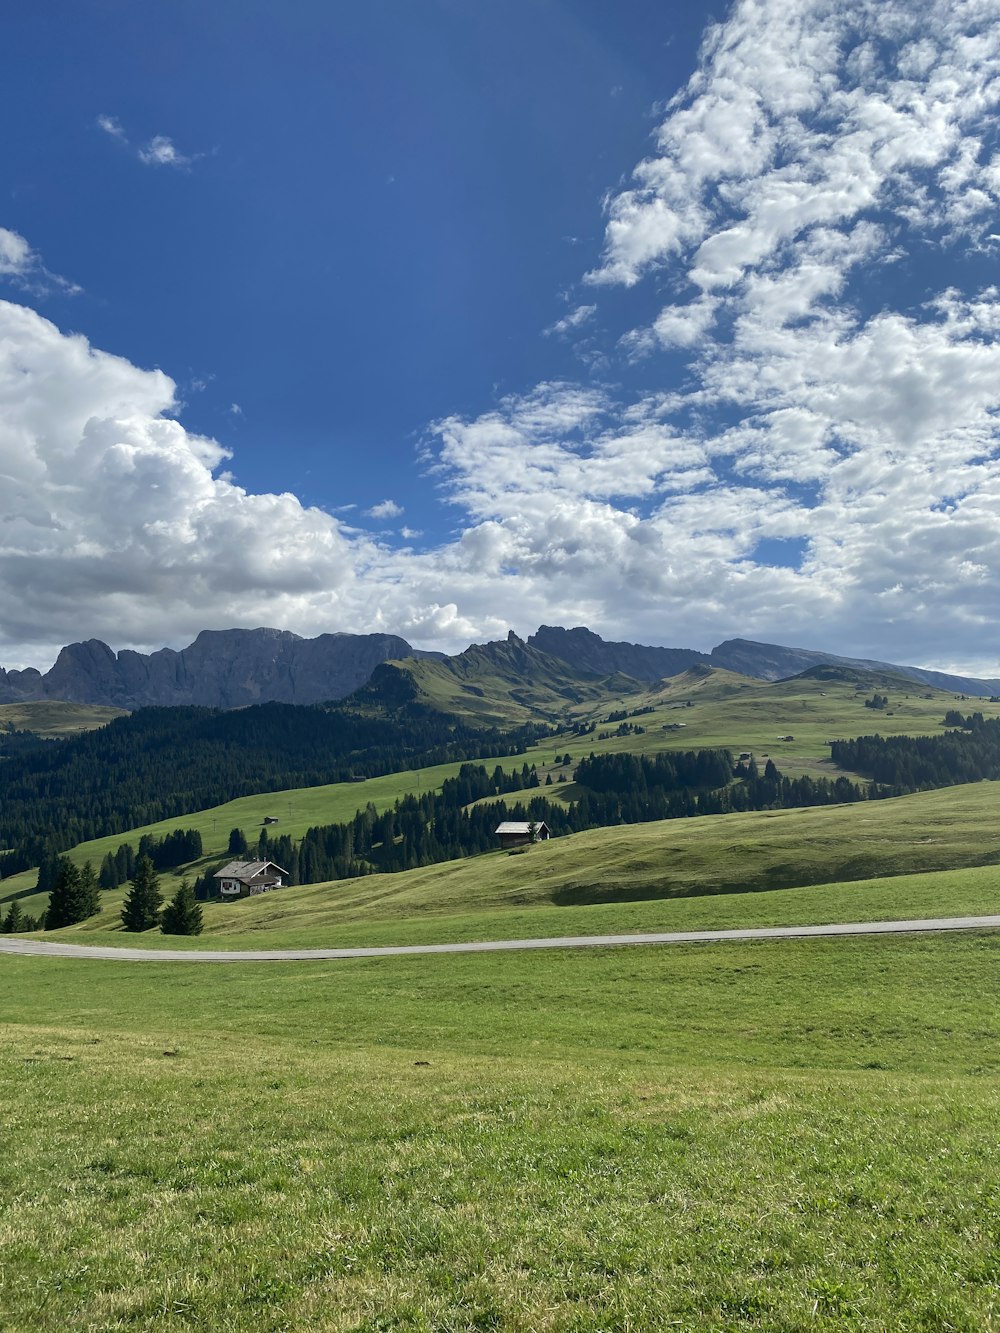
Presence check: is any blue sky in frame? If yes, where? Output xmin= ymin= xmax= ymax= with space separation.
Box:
xmin=3 ymin=0 xmax=1000 ymax=674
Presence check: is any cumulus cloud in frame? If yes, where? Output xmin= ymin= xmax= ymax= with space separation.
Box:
xmin=366 ymin=499 xmax=403 ymax=519
xmin=0 ymin=305 xmax=579 ymax=665
xmin=0 ymin=302 xmax=360 ymax=655
xmin=422 ymin=0 xmax=1000 ymax=673
xmin=590 ymin=0 xmax=1000 ymax=291
xmin=7 ymin=0 xmax=1000 ymax=674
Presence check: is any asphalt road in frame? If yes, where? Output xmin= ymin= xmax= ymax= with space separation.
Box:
xmin=0 ymin=914 xmax=998 ymax=963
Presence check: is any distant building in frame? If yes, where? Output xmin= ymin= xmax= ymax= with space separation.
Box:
xmin=494 ymin=821 xmax=551 ymax=850
xmin=214 ymin=860 xmax=289 ymax=901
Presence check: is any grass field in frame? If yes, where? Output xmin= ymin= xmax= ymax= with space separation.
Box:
xmin=5 ymin=697 xmax=1000 ymax=1326
xmin=5 ymin=664 xmax=997 ymax=910
xmin=554 ymin=664 xmax=1000 ymax=771
xmin=0 ymin=753 xmax=538 ymax=905
xmin=0 ymin=700 xmax=126 ymax=738
xmin=16 ymin=780 xmax=1000 ymax=950
xmin=2 ymin=924 xmax=999 ymax=1330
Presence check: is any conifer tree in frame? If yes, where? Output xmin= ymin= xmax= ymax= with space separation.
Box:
xmin=160 ymin=878 xmax=203 ymax=936
xmin=228 ymin=827 xmax=249 ymax=856
xmin=2 ymin=899 xmax=24 ymax=933
xmin=121 ymin=855 xmax=163 ymax=932
xmin=46 ymin=858 xmax=102 ymax=929
xmin=35 ymin=851 xmax=61 ymax=895
xmin=45 ymin=858 xmax=81 ymax=929
xmin=78 ymin=862 xmax=101 ymax=919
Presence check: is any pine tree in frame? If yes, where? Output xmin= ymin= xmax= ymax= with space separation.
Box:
xmin=121 ymin=855 xmax=163 ymax=932
xmin=45 ymin=858 xmax=82 ymax=929
xmin=78 ymin=862 xmax=101 ymax=919
xmin=160 ymin=879 xmax=203 ymax=936
xmin=35 ymin=851 xmax=61 ymax=895
xmin=45 ymin=857 xmax=102 ymax=929
xmin=2 ymin=899 xmax=24 ymax=933
xmin=228 ymin=827 xmax=249 ymax=856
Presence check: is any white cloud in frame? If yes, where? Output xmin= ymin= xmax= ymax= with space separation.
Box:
xmin=544 ymin=304 xmax=597 ymax=337
xmin=7 ymin=0 xmax=1000 ymax=675
xmin=366 ymin=499 xmax=403 ymax=519
xmin=96 ymin=114 xmax=126 ymax=142
xmin=0 ymin=227 xmax=80 ymax=296
xmin=592 ymin=0 xmax=1000 ymax=291
xmin=138 ymin=135 xmax=192 ymax=168
xmin=651 ymin=295 xmax=718 ymax=348
xmin=419 ymin=0 xmax=1000 ymax=672
xmin=99 ymin=116 xmax=199 ymax=169
xmin=0 ymin=228 xmax=33 ymax=277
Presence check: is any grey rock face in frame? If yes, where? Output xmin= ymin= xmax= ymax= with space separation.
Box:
xmin=528 ymin=625 xmax=708 ymax=681
xmin=0 ymin=627 xmax=426 ymax=709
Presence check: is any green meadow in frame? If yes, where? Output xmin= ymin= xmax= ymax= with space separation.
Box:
xmin=16 ymin=780 xmax=1000 ymax=949
xmin=5 ymin=679 xmax=1000 ymax=1327
xmin=5 ymin=664 xmax=997 ymax=912
xmin=0 ymin=700 xmax=126 ymax=738
xmin=0 ymin=754 xmax=536 ymax=906
xmin=2 ymin=924 xmax=1000 ymax=1330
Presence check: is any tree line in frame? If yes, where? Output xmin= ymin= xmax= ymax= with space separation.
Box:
xmin=185 ymin=749 xmax=870 ymax=897
xmin=2 ymin=854 xmax=203 ymax=936
xmin=0 ymin=703 xmax=549 ymax=874
xmin=18 ymin=724 xmax=1000 ymax=927
xmin=831 ymin=718 xmax=1000 ymax=790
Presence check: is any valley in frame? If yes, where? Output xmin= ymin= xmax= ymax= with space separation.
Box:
xmin=3 ymin=627 xmax=1000 ymax=1330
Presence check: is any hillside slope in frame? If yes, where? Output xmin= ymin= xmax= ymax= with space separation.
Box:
xmin=710 ymin=637 xmax=1000 ymax=696
xmin=353 ymin=631 xmax=643 ymax=725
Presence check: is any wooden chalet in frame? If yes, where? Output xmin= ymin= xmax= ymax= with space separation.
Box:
xmin=214 ymin=860 xmax=289 ymax=901
xmin=494 ymin=821 xmax=551 ymax=850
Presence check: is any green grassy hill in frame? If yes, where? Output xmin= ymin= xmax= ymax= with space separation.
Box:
xmin=8 ymin=648 xmax=1000 ymax=1328
xmin=5 ymin=661 xmax=999 ymax=920
xmin=28 ymin=780 xmax=1000 ymax=950
xmin=0 ymin=700 xmax=126 ymax=738
xmin=354 ymin=633 xmax=643 ymax=725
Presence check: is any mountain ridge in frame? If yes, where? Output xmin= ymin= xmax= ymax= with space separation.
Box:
xmin=0 ymin=628 xmax=441 ymax=710
xmin=531 ymin=627 xmax=1000 ymax=698
xmin=351 ymin=630 xmax=643 ymax=726
xmin=2 ymin=624 xmax=998 ymax=709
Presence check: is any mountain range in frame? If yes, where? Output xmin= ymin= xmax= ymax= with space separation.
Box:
xmin=1 ymin=624 xmax=997 ymax=710
xmin=0 ymin=628 xmax=438 ymax=710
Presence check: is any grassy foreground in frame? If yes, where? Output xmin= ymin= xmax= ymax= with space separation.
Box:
xmin=2 ymin=929 xmax=1000 ymax=1330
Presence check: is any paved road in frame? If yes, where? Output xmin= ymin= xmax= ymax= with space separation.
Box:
xmin=0 ymin=914 xmax=998 ymax=963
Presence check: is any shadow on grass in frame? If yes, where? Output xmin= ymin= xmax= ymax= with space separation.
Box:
xmin=550 ymin=852 xmax=1000 ymax=906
